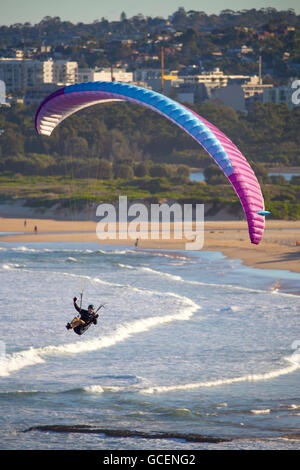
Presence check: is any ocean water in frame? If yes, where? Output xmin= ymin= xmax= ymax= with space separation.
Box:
xmin=0 ymin=241 xmax=300 ymax=450
xmin=190 ymin=171 xmax=300 ymax=182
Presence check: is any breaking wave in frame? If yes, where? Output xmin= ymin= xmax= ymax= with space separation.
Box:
xmin=117 ymin=263 xmax=298 ymax=298
xmin=140 ymin=356 xmax=300 ymax=395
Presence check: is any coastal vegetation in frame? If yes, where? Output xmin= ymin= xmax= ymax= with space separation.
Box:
xmin=0 ymin=99 xmax=300 ymax=220
xmin=1 ymin=100 xmax=300 ymax=170
xmin=0 ymin=172 xmax=299 ymax=220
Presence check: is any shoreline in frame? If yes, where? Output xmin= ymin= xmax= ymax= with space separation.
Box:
xmin=0 ymin=217 xmax=300 ymax=274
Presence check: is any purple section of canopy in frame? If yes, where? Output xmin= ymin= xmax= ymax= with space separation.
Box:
xmin=34 ymin=87 xmax=65 ymax=132
xmin=35 ymin=90 xmax=122 ymax=136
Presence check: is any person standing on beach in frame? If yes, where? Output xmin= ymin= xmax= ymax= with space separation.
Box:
xmin=34 ymin=225 xmax=38 ymax=234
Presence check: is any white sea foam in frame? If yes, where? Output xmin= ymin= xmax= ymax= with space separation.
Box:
xmin=11 ymin=246 xmax=37 ymax=252
xmin=140 ymin=267 xmax=183 ymax=281
xmin=6 ymin=246 xmax=106 ymax=255
xmin=63 ymin=271 xmax=124 ymax=289
xmin=140 ymin=360 xmax=300 ymax=395
xmin=106 ymin=249 xmax=136 ymax=255
xmin=144 ymin=251 xmax=190 ymax=261
xmin=250 ymin=409 xmax=271 ymax=414
xmin=2 ymin=263 xmax=21 ymax=270
xmin=117 ymin=263 xmax=299 ymax=298
xmin=83 ymin=384 xmax=127 ymax=394
xmin=83 ymin=385 xmax=105 ymax=394
xmin=0 ymin=349 xmax=45 ymax=377
xmin=288 ymin=404 xmax=300 ymax=410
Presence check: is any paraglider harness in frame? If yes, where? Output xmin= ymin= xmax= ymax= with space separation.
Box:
xmin=66 ymin=292 xmax=105 ymax=336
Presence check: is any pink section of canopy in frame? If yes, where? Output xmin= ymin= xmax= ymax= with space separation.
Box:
xmin=187 ymin=108 xmax=265 ymax=245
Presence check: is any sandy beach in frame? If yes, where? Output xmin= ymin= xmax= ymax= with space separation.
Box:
xmin=0 ymin=217 xmax=300 ymax=274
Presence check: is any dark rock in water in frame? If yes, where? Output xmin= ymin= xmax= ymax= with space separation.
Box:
xmin=24 ymin=424 xmax=230 ymax=443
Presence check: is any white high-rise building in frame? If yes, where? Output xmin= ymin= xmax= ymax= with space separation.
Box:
xmin=0 ymin=58 xmax=78 ymax=92
xmin=52 ymin=60 xmax=78 ymax=85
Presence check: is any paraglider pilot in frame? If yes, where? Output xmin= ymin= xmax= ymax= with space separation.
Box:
xmin=66 ymin=297 xmax=98 ymax=330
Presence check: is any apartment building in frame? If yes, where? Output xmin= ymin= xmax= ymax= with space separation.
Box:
xmin=52 ymin=60 xmax=78 ymax=85
xmin=77 ymin=67 xmax=133 ymax=83
xmin=0 ymin=58 xmax=78 ymax=92
xmin=241 ymin=75 xmax=273 ymax=100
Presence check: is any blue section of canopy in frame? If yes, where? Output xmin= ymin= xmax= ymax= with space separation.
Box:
xmin=65 ymin=82 xmax=234 ymax=177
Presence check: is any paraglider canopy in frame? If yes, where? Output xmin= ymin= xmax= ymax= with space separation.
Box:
xmin=35 ymin=81 xmax=266 ymax=245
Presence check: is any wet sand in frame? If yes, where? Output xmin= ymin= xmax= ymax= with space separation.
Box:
xmin=0 ymin=218 xmax=300 ymax=274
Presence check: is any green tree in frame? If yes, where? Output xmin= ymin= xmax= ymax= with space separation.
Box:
xmin=0 ymin=128 xmax=24 ymax=156
xmin=149 ymin=163 xmax=171 ymax=178
xmin=250 ymin=162 xmax=270 ymax=184
xmin=98 ymin=159 xmax=113 ymax=179
xmin=176 ymin=164 xmax=190 ymax=181
xmin=135 ymin=161 xmax=150 ymax=177
xmin=203 ymin=165 xmax=227 ymax=185
xmin=63 ymin=135 xmax=89 ymax=157
xmin=115 ymin=163 xmax=134 ymax=179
